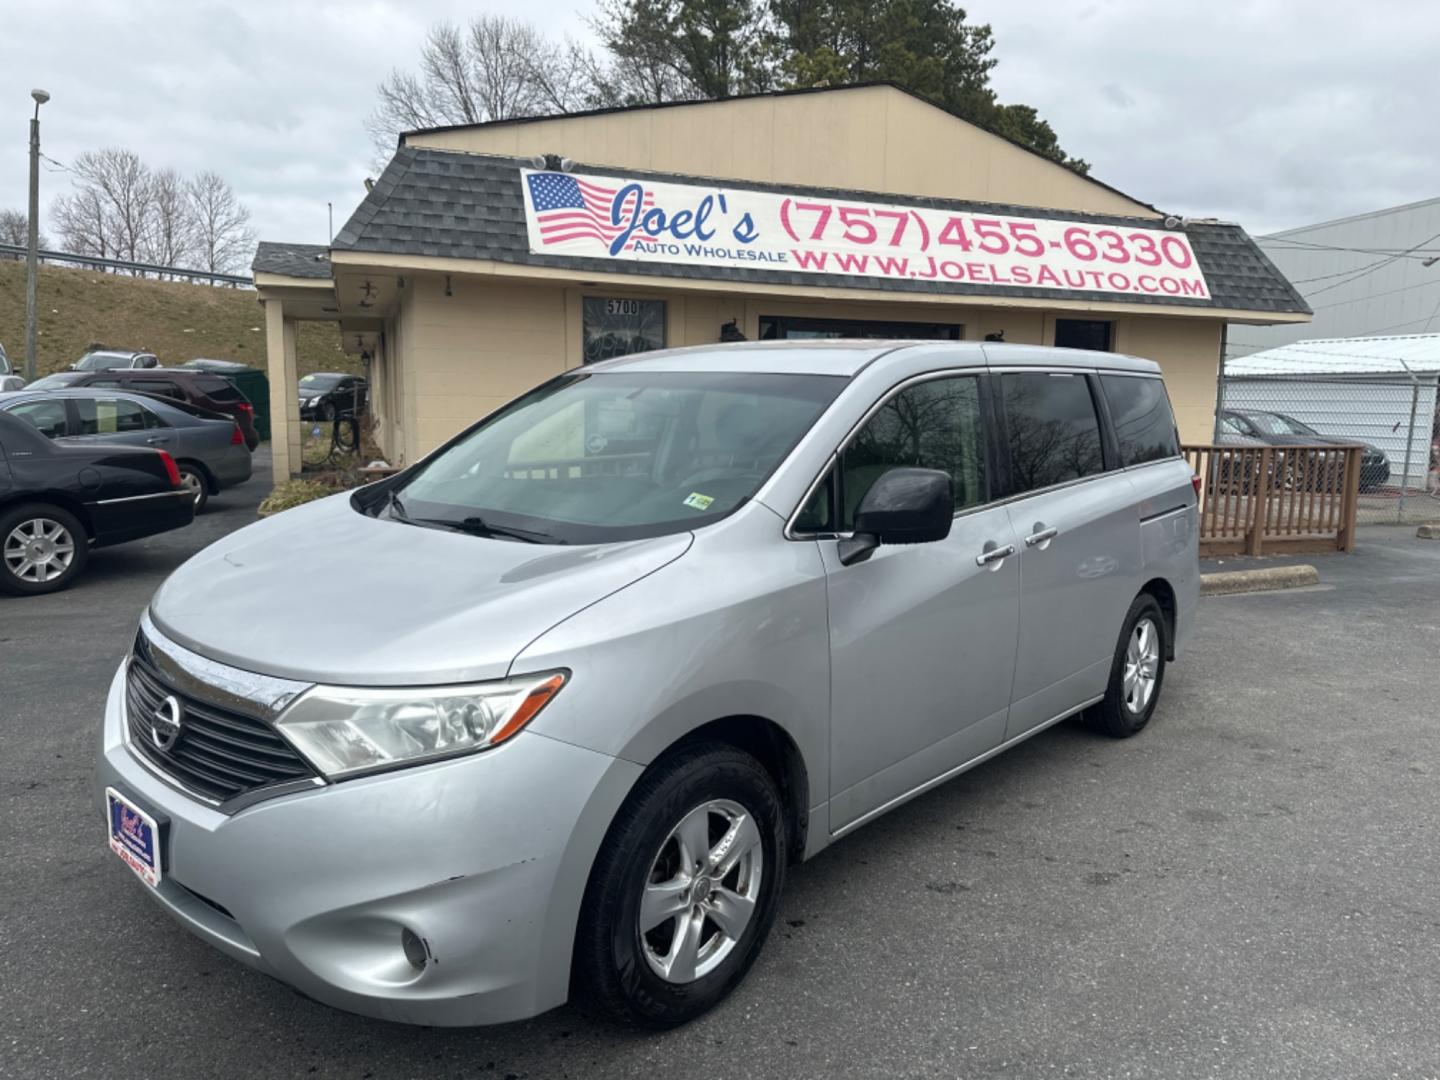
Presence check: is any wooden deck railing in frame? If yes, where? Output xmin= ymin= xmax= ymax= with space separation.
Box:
xmin=1181 ymin=444 xmax=1363 ymax=556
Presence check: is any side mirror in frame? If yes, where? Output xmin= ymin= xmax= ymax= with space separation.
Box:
xmin=837 ymin=467 xmax=953 ymax=566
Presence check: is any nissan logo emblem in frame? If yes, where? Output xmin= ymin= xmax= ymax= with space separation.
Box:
xmin=150 ymin=694 xmax=183 ymax=752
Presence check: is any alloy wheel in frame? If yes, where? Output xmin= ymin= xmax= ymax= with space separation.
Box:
xmin=1122 ymin=617 xmax=1160 ymax=714
xmin=639 ymin=798 xmax=764 ymax=984
xmin=3 ymin=517 xmax=76 ymax=584
xmin=180 ymin=470 xmax=205 ymax=506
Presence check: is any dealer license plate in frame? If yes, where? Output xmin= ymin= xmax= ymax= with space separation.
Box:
xmin=107 ymin=787 xmax=161 ymax=888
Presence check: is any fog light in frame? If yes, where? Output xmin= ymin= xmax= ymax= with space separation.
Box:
xmin=401 ymin=927 xmax=429 ymax=971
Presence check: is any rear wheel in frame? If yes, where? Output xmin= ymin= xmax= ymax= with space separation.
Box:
xmin=573 ymin=743 xmax=786 ymax=1027
xmin=0 ymin=504 xmax=88 ymax=596
xmin=1085 ymin=594 xmax=1167 ymax=738
xmin=177 ymin=463 xmax=209 ymax=513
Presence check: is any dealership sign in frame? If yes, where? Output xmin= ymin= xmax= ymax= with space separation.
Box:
xmin=522 ymin=169 xmax=1210 ymax=300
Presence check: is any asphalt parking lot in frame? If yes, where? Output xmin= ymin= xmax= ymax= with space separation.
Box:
xmin=3 ymin=460 xmax=1439 ymax=1080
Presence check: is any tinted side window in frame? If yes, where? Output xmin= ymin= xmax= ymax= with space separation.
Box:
xmin=7 ymin=399 xmax=68 ymax=439
xmin=838 ymin=376 xmax=987 ymax=529
xmin=76 ymin=398 xmax=150 ymax=435
xmin=1000 ymin=372 xmax=1104 ymax=494
xmin=136 ymin=380 xmax=184 ymax=401
xmin=1101 ymin=375 xmax=1180 ymax=466
xmin=196 ymin=376 xmax=244 ymax=403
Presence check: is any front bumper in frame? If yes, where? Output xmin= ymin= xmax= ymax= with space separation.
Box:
xmin=96 ymin=662 xmax=641 ymax=1026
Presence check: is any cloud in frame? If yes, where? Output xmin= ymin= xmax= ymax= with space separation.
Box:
xmin=2 ymin=0 xmax=1434 ymax=256
xmin=973 ymin=0 xmax=1440 ymax=234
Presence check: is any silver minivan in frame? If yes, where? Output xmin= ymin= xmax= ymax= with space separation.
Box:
xmin=96 ymin=341 xmax=1198 ymax=1027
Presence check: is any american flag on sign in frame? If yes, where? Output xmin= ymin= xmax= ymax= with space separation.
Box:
xmin=526 ymin=173 xmax=653 ymax=250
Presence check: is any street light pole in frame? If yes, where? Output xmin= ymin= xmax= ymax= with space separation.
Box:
xmin=25 ymin=89 xmax=50 ymax=384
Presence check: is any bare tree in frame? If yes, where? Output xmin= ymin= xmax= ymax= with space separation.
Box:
xmin=366 ymin=16 xmax=600 ymax=157
xmin=143 ymin=168 xmax=195 ymax=269
xmin=73 ymin=148 xmax=153 ymax=263
xmin=52 ymin=187 xmax=113 ymax=262
xmin=186 ymin=171 xmax=255 ymax=274
xmin=0 ymin=208 xmax=48 ymax=249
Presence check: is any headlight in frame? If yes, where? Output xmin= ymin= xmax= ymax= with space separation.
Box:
xmin=275 ymin=672 xmax=567 ymax=779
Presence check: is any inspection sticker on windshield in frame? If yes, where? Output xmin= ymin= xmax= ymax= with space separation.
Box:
xmin=106 ymin=787 xmax=161 ymax=888
xmin=683 ymin=492 xmax=714 ymax=511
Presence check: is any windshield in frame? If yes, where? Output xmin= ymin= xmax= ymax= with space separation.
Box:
xmin=74 ymin=352 xmax=131 ymax=371
xmin=26 ymin=372 xmax=84 ymax=389
xmin=394 ymin=371 xmax=845 ymax=544
xmin=1247 ymin=412 xmax=1318 ymax=437
xmin=300 ymin=374 xmax=344 ymax=390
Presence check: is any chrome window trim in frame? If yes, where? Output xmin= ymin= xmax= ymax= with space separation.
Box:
xmin=783 ymin=366 xmax=989 ymax=541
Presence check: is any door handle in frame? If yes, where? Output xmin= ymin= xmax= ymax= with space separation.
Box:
xmin=975 ymin=543 xmax=1015 ymax=567
xmin=1024 ymin=526 xmax=1059 ymax=548
xmin=145 ymin=436 xmax=167 ymax=444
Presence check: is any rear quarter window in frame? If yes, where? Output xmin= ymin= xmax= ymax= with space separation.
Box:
xmin=195 ymin=376 xmax=244 ymax=403
xmin=1100 ymin=374 xmax=1182 ymax=466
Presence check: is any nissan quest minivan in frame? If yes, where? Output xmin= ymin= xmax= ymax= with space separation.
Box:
xmin=97 ymin=341 xmax=1199 ymax=1027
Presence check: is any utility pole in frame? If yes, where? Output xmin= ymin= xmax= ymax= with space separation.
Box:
xmin=25 ymin=89 xmax=50 ymax=383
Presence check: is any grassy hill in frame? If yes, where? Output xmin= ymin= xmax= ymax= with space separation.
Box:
xmin=0 ymin=259 xmax=352 ymax=378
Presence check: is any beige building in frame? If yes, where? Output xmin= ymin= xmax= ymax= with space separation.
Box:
xmin=253 ymin=83 xmax=1310 ymax=480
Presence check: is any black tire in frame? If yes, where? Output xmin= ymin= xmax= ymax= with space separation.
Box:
xmin=0 ymin=503 xmax=89 ymax=596
xmin=317 ymin=401 xmax=335 ymax=422
xmin=1085 ymin=593 xmax=1167 ymax=738
xmin=177 ymin=463 xmax=209 ymax=514
xmin=572 ymin=743 xmax=787 ymax=1027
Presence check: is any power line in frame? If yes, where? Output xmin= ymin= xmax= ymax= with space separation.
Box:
xmin=1309 ymin=276 xmax=1440 ymax=312
xmin=1263 ymin=236 xmax=1440 ymax=257
xmin=1300 ymin=232 xmax=1440 ymax=299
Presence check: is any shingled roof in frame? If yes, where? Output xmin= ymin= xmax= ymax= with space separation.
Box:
xmin=332 ymin=147 xmax=1310 ymax=317
xmin=252 ymin=241 xmax=332 ymax=280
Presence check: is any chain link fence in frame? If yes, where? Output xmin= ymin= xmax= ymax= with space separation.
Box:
xmin=1217 ymin=374 xmax=1440 ymax=525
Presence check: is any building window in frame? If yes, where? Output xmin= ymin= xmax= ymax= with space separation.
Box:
xmin=759 ymin=315 xmax=962 ymax=341
xmin=583 ymin=298 xmax=666 ymax=364
xmin=1053 ymin=319 xmax=1113 ymax=352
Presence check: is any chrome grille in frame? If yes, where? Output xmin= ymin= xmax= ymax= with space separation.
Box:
xmin=125 ymin=646 xmax=316 ymax=804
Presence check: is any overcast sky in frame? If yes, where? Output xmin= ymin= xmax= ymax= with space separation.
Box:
xmin=2 ymin=0 xmax=1436 ymax=259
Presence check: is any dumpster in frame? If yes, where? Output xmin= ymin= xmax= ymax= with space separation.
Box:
xmin=180 ymin=358 xmax=271 ymax=442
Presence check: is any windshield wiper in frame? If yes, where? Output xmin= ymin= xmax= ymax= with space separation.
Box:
xmin=412 ymin=514 xmax=562 ymax=544
xmin=384 ymin=489 xmax=410 ymax=521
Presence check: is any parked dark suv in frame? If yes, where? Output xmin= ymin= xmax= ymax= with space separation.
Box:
xmin=24 ymin=369 xmax=260 ymax=450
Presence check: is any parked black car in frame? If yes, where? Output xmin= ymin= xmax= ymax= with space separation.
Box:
xmin=298 ymin=373 xmax=367 ymax=421
xmin=25 ymin=368 xmax=260 ymax=450
xmin=0 ymin=410 xmax=193 ymax=596
xmin=1221 ymin=409 xmax=1392 ymax=491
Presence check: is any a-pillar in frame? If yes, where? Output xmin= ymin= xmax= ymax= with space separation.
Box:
xmin=264 ymin=299 xmax=301 ymax=483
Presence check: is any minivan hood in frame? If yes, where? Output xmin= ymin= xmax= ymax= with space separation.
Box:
xmin=150 ymin=494 xmax=693 ymax=686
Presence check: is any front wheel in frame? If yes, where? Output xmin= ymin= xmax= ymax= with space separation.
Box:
xmin=573 ymin=743 xmax=786 ymax=1027
xmin=1085 ymin=594 xmax=1167 ymax=738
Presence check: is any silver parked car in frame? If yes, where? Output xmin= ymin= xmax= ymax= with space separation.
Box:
xmin=95 ymin=342 xmax=1198 ymax=1028
xmin=0 ymin=388 xmax=250 ymax=512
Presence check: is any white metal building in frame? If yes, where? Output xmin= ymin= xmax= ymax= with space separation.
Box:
xmin=1225 ymin=334 xmax=1440 ymax=492
xmin=1227 ymin=197 xmax=1440 ymax=360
